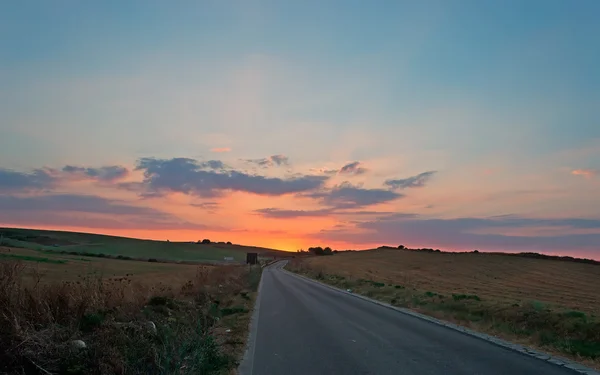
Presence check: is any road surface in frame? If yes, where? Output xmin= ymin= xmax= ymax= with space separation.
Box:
xmin=239 ymin=261 xmax=591 ymax=375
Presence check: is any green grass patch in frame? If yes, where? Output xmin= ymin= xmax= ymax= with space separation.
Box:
xmin=452 ymin=293 xmax=481 ymax=301
xmin=0 ymin=253 xmax=67 ymax=264
xmin=220 ymin=306 xmax=249 ymax=316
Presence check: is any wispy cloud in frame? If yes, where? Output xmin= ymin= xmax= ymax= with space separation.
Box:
xmin=339 ymin=161 xmax=368 ymax=175
xmin=384 ymin=171 xmax=437 ymax=190
xmin=0 ymin=194 xmax=206 ymax=230
xmin=244 ymin=154 xmax=290 ymax=168
xmin=254 ymin=208 xmax=333 ymax=219
xmin=62 ymin=165 xmax=129 ymax=182
xmin=571 ymin=169 xmax=598 ymax=178
xmin=309 ymin=167 xmax=339 ymax=176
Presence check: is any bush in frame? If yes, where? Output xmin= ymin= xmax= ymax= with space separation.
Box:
xmin=148 ymin=258 xmax=158 ymax=262
xmin=79 ymin=312 xmax=104 ymax=332
xmin=148 ymin=296 xmax=175 ymax=308
xmin=452 ymin=293 xmax=481 ymax=301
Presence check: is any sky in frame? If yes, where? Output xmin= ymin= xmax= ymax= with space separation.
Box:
xmin=1 ymin=1 xmax=599 ymax=258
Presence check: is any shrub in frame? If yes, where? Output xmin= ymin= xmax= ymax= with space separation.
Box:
xmin=452 ymin=293 xmax=481 ymax=301
xmin=79 ymin=312 xmax=104 ymax=332
xmin=564 ymin=310 xmax=586 ymax=319
xmin=148 ymin=296 xmax=176 ymax=309
xmin=148 ymin=258 xmax=158 ymax=262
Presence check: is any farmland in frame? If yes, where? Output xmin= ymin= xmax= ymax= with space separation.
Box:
xmin=0 ymin=227 xmax=289 ymax=263
xmin=0 ymin=228 xmax=273 ymax=374
xmin=288 ymin=248 xmax=600 ymax=367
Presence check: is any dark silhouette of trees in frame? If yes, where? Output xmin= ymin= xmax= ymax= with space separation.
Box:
xmin=308 ymin=246 xmax=335 ymax=256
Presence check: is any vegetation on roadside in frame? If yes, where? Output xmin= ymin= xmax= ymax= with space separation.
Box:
xmin=287 ymin=258 xmax=600 ymax=365
xmin=0 ymin=260 xmax=262 ymax=374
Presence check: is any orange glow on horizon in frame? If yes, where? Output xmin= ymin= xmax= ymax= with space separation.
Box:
xmin=1 ymin=224 xmax=597 ymax=261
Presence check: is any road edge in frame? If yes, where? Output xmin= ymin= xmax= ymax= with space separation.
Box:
xmin=281 ymin=267 xmax=599 ymax=375
xmin=237 ymin=265 xmax=266 ymax=375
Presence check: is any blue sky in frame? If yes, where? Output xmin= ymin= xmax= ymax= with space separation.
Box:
xmin=1 ymin=1 xmax=599 ymax=256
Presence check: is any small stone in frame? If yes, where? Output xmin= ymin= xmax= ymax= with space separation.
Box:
xmin=226 ymin=329 xmax=231 ymax=333
xmin=144 ymin=321 xmax=157 ymax=335
xmin=346 ymin=289 xmax=352 ymax=293
xmin=71 ymin=340 xmax=86 ymax=349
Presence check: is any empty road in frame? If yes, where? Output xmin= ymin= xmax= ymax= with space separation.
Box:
xmin=239 ymin=261 xmax=593 ymax=375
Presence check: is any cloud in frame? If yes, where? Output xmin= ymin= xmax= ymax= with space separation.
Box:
xmin=572 ymin=169 xmax=598 ymax=178
xmin=211 ymin=147 xmax=231 ymax=153
xmin=1 ymin=165 xmax=130 ymax=192
xmin=134 ymin=157 xmax=327 ymax=197
xmin=0 ymin=168 xmax=56 ymax=192
xmin=309 ymin=167 xmax=339 ymax=176
xmin=317 ymin=214 xmax=600 ymax=253
xmin=198 ymin=160 xmax=228 ymax=170
xmin=244 ymin=154 xmax=290 ymax=168
xmin=306 ymin=182 xmax=403 ymax=209
xmin=384 ymin=171 xmax=437 ymax=190
xmin=62 ymin=165 xmax=129 ymax=182
xmin=190 ymin=201 xmax=220 ymax=209
xmin=254 ymin=208 xmax=333 ymax=218
xmin=0 ymin=194 xmax=158 ymax=215
xmin=339 ymin=161 xmax=368 ymax=175
xmin=0 ymin=194 xmax=207 ymax=230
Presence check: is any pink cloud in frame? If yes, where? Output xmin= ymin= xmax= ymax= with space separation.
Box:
xmin=571 ymin=169 xmax=597 ymax=178
xmin=211 ymin=147 xmax=231 ymax=153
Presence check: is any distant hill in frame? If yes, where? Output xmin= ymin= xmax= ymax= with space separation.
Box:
xmin=0 ymin=227 xmax=291 ymax=263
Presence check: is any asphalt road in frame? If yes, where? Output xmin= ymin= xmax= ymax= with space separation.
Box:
xmin=239 ymin=261 xmax=591 ymax=375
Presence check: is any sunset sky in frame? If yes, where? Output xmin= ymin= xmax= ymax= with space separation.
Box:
xmin=1 ymin=1 xmax=599 ymax=257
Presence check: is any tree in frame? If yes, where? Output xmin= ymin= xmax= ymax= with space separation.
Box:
xmin=323 ymin=247 xmax=333 ymax=255
xmin=397 ymin=245 xmax=405 ymax=250
xmin=309 ymin=246 xmax=324 ymax=255
xmin=201 ymin=239 xmax=211 ymax=244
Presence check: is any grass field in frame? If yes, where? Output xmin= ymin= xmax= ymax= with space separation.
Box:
xmin=288 ymin=249 xmax=600 ymax=367
xmin=1 ymin=246 xmax=206 ymax=285
xmin=0 ymin=234 xmax=264 ymax=374
xmin=0 ymin=227 xmax=290 ymax=263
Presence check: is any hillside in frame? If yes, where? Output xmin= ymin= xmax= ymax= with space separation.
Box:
xmin=0 ymin=227 xmax=291 ymax=263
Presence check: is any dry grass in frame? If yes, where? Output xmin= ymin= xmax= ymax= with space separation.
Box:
xmin=0 ymin=257 xmax=261 ymax=375
xmin=290 ymin=249 xmax=600 ymax=368
xmin=303 ymin=249 xmax=600 ymax=314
